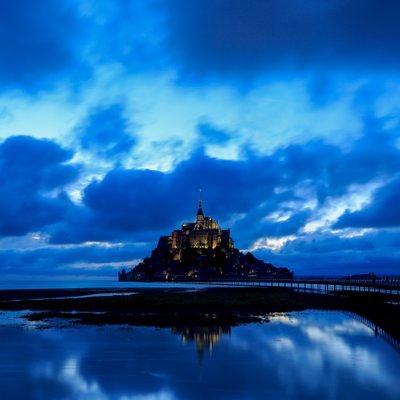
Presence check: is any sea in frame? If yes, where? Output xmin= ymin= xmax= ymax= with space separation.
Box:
xmin=0 ymin=310 xmax=399 ymax=399
xmin=0 ymin=279 xmax=206 ymax=290
xmin=0 ymin=280 xmax=400 ymax=399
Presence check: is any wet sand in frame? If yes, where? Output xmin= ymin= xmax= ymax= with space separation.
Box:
xmin=0 ymin=287 xmax=398 ymax=340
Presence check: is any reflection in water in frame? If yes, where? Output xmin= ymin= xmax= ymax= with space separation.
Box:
xmin=172 ymin=326 xmax=231 ymax=363
xmin=0 ymin=311 xmax=399 ymax=400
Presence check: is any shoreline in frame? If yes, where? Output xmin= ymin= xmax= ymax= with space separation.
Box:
xmin=0 ymin=287 xmax=398 ymax=342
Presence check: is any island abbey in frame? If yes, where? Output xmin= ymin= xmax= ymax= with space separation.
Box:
xmin=170 ymin=194 xmax=234 ymax=260
xmin=119 ymin=195 xmax=293 ymax=281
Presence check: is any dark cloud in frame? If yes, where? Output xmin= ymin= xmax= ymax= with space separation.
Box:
xmin=89 ymin=151 xmax=281 ymax=233
xmin=78 ymin=105 xmax=136 ymax=160
xmin=197 ymin=123 xmax=232 ymax=145
xmin=0 ymin=136 xmax=79 ymax=236
xmin=158 ymin=0 xmax=400 ymax=79
xmin=335 ymin=178 xmax=400 ymax=229
xmin=0 ymin=243 xmax=146 ymax=275
xmin=49 ymin=149 xmax=283 ymax=244
xmin=0 ymin=0 xmax=83 ymax=90
xmin=1 ymin=120 xmax=399 ymax=275
xmin=282 ymin=234 xmax=376 ymax=255
xmin=261 ymin=211 xmax=312 ymax=238
xmin=51 ymin=118 xmax=400 ymax=249
xmin=255 ymin=230 xmax=400 ymax=276
xmin=278 ymin=121 xmax=400 ymax=203
xmin=0 ymin=1 xmax=399 ymax=279
xmin=2 ymin=0 xmax=400 ymax=91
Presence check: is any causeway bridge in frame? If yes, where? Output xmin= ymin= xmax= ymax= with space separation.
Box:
xmin=193 ymin=277 xmax=400 ymax=304
xmin=188 ymin=276 xmax=400 ymax=351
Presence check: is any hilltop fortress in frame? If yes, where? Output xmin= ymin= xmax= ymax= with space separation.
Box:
xmin=119 ymin=195 xmax=293 ymax=281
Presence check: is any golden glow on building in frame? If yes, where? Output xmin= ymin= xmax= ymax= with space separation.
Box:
xmin=168 ymin=195 xmax=234 ymax=260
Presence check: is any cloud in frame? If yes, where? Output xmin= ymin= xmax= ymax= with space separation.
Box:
xmin=0 ymin=120 xmax=398 ymax=275
xmin=335 ymin=178 xmax=400 ymax=228
xmin=252 ymin=228 xmax=400 ymax=275
xmin=77 ymin=104 xmax=136 ymax=160
xmin=0 ymin=242 xmax=146 ymax=276
xmin=50 ymin=118 xmax=400 ymax=248
xmin=0 ymin=136 xmax=79 ymax=236
xmin=197 ymin=123 xmax=232 ymax=145
xmin=0 ymin=0 xmax=83 ymax=90
xmin=158 ymin=0 xmax=400 ymax=80
xmin=282 ymin=233 xmax=376 ymax=255
xmin=278 ymin=121 xmax=400 ymax=201
xmin=0 ymin=3 xmax=398 ymax=277
xmin=77 ymin=0 xmax=168 ymax=73
xmin=49 ymin=148 xmax=282 ymax=244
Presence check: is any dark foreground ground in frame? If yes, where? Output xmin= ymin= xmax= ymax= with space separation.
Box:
xmin=0 ymin=287 xmax=398 ymax=340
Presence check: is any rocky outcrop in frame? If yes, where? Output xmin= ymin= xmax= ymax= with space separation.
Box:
xmin=119 ymin=197 xmax=293 ymax=282
xmin=119 ymin=242 xmax=293 ymax=281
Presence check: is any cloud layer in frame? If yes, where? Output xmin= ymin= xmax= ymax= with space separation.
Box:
xmin=159 ymin=0 xmax=400 ymax=79
xmin=0 ymin=122 xmax=399 ymax=276
xmin=0 ymin=1 xmax=399 ymax=277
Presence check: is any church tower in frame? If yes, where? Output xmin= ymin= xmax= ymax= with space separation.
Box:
xmin=196 ymin=190 xmax=204 ymax=227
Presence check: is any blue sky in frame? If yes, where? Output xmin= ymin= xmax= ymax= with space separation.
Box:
xmin=1 ymin=0 xmax=400 ymax=278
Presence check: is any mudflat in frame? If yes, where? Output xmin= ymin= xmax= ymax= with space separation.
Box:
xmin=0 ymin=287 xmax=398 ymax=340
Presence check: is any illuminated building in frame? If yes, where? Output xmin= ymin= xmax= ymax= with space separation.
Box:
xmin=119 ymin=194 xmax=293 ymax=281
xmin=169 ymin=193 xmax=234 ymax=260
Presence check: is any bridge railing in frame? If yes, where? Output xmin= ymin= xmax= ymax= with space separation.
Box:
xmin=166 ymin=274 xmax=400 ymax=286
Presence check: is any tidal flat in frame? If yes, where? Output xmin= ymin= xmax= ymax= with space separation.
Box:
xmin=0 ymin=287 xmax=398 ymax=341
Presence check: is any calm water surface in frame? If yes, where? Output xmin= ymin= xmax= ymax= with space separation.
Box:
xmin=0 ymin=310 xmax=399 ymax=400
xmin=0 ymin=280 xmax=203 ymax=290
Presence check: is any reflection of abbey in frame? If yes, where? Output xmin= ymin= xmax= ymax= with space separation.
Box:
xmin=172 ymin=326 xmax=231 ymax=363
xmin=119 ymin=195 xmax=293 ymax=281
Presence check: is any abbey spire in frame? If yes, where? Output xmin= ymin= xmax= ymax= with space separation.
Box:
xmin=196 ymin=189 xmax=204 ymax=218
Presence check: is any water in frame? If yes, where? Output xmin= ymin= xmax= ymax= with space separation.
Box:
xmin=0 ymin=310 xmax=399 ymax=400
xmin=0 ymin=280 xmax=209 ymax=290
